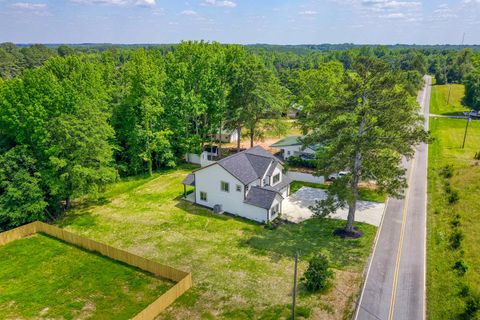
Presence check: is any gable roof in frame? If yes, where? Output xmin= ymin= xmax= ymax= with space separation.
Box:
xmin=244 ymin=186 xmax=283 ymax=209
xmin=270 ymin=136 xmax=303 ymax=148
xmin=194 ymin=146 xmax=282 ymax=185
xmin=182 ymin=174 xmax=195 ymax=186
xmin=216 ymin=146 xmax=281 ymax=185
xmin=271 ymin=135 xmax=322 ymax=152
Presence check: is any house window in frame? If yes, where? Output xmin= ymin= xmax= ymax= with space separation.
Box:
xmin=221 ymin=181 xmax=230 ymax=192
xmin=200 ymin=191 xmax=207 ymax=201
xmin=272 ymin=173 xmax=280 ymax=185
xmin=236 ymin=184 xmax=242 ymax=192
xmin=263 ymin=177 xmax=268 ymax=186
xmin=287 ymin=151 xmax=291 ymax=155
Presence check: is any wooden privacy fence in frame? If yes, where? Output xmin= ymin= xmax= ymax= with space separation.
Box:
xmin=0 ymin=221 xmax=192 ymax=320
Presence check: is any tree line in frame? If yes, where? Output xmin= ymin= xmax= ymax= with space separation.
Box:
xmin=0 ymin=42 xmax=290 ymax=230
xmin=0 ymin=41 xmax=475 ymax=231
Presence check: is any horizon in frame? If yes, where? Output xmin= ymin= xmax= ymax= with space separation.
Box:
xmin=1 ymin=0 xmax=479 ymax=44
xmin=8 ymin=42 xmax=480 ymax=47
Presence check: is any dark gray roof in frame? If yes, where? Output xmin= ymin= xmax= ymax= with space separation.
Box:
xmin=182 ymin=174 xmax=195 ymax=186
xmin=244 ymin=186 xmax=282 ymax=209
xmin=266 ymin=162 xmax=277 ymax=177
xmin=268 ymin=175 xmax=292 ymax=192
xmin=216 ymin=146 xmax=281 ymax=185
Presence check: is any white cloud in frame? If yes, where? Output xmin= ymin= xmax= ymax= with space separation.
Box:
xmin=299 ymin=10 xmax=319 ymax=15
xmin=380 ymin=12 xmax=405 ymax=18
xmin=180 ymin=9 xmax=199 ymax=16
xmin=151 ymin=7 xmax=164 ymax=15
xmin=11 ymin=2 xmax=47 ymax=10
xmin=431 ymin=4 xmax=457 ymax=20
xmin=135 ymin=0 xmax=155 ymax=7
xmin=71 ymin=0 xmax=155 ymax=6
xmin=10 ymin=2 xmax=50 ymax=15
xmin=361 ymin=0 xmax=421 ymax=10
xmin=201 ymin=0 xmax=237 ymax=8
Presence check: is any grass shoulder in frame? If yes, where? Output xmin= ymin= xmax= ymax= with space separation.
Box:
xmin=430 ymin=84 xmax=470 ymax=116
xmin=427 ymin=117 xmax=480 ymax=319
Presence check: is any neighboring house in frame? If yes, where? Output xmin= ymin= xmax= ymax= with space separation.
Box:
xmin=285 ymin=104 xmax=303 ymax=119
xmin=182 ymin=146 xmax=292 ymax=223
xmin=270 ymin=136 xmax=319 ymax=160
xmin=214 ymin=128 xmax=239 ymax=143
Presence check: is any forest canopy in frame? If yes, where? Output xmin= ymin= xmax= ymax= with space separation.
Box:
xmin=0 ymin=42 xmax=479 ymax=230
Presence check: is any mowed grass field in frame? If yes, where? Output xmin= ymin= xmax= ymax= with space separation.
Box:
xmin=427 ymin=84 xmax=480 ymax=319
xmin=0 ymin=234 xmax=172 ymax=319
xmin=429 ymin=84 xmax=470 ymax=115
xmin=59 ymin=165 xmax=376 ymax=319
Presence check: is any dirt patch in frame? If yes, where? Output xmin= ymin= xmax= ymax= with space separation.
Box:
xmin=309 ymin=270 xmax=362 ymax=320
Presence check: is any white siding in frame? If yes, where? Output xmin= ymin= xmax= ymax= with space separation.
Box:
xmin=282 ymin=146 xmax=301 ymax=159
xmin=269 ymin=198 xmax=282 ymax=220
xmin=270 ymin=166 xmax=283 ymax=186
xmin=194 ymin=164 xmax=268 ymax=222
xmin=281 ymin=146 xmax=316 ymax=159
xmin=185 ymin=152 xmax=215 ymax=167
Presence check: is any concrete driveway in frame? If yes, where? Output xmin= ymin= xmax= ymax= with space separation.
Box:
xmin=282 ymin=187 xmax=385 ymax=226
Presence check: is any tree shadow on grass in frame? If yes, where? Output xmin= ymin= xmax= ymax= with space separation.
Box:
xmin=57 ymin=210 xmax=98 ymax=229
xmin=242 ymin=218 xmax=375 ymax=269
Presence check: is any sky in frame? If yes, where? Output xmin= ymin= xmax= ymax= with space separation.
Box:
xmin=0 ymin=0 xmax=479 ymax=45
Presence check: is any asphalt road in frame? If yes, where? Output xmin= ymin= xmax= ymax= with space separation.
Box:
xmin=354 ymin=75 xmax=431 ymax=320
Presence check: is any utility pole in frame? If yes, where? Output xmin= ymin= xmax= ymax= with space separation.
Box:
xmin=447 ymin=84 xmax=452 ymax=105
xmin=292 ymin=252 xmax=299 ymax=320
xmin=462 ymin=117 xmax=471 ymax=149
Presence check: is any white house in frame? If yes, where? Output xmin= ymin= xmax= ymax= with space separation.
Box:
xmin=270 ymin=136 xmax=319 ymax=160
xmin=214 ymin=128 xmax=239 ymax=143
xmin=182 ymin=146 xmax=292 ymax=223
xmin=286 ymin=104 xmax=303 ymax=119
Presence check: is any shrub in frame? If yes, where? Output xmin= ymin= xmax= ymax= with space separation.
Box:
xmin=458 ymin=283 xmax=471 ymax=298
xmin=453 ymin=259 xmax=469 ymax=276
xmin=461 ymin=294 xmax=480 ymax=320
xmin=451 ymin=215 xmax=461 ymax=228
xmin=440 ymin=164 xmax=454 ymax=179
xmin=302 ymin=253 xmax=334 ymax=292
xmin=444 ymin=181 xmax=452 ymax=193
xmin=448 ymin=190 xmax=460 ymax=205
xmin=450 ymin=229 xmax=464 ymax=250
xmin=286 ymin=156 xmax=316 ymax=169
xmin=475 ymin=152 xmax=480 ymax=160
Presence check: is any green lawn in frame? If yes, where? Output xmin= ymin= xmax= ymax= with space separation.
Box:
xmin=290 ymin=181 xmax=387 ymax=203
xmin=430 ymin=84 xmax=470 ymax=115
xmin=0 ymin=234 xmax=172 ymax=319
xmin=427 ymin=116 xmax=480 ymax=319
xmin=59 ymin=165 xmax=376 ymax=319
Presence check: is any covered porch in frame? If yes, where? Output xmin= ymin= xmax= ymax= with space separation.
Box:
xmin=182 ymin=174 xmax=196 ymax=203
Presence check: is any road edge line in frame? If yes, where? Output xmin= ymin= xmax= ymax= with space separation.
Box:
xmin=353 ymin=197 xmax=389 ymax=320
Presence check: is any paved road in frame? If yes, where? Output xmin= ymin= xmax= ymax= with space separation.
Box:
xmin=355 ymin=75 xmax=431 ymax=320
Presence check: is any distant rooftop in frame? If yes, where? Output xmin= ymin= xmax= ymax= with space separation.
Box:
xmin=270 ymin=136 xmax=302 ymax=148
xmin=271 ymin=135 xmax=322 ymax=151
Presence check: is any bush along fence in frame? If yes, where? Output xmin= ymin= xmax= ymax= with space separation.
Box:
xmin=0 ymin=221 xmax=192 ymax=320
